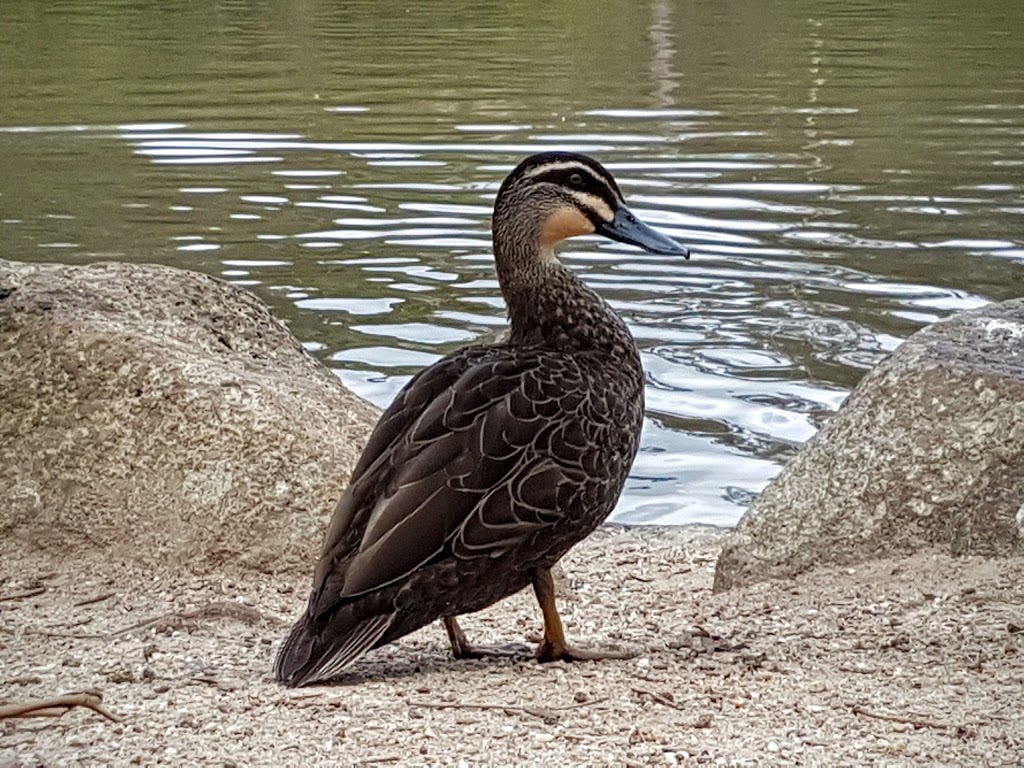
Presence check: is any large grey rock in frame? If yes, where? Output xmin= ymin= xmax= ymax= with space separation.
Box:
xmin=0 ymin=259 xmax=379 ymax=575
xmin=715 ymin=299 xmax=1024 ymax=592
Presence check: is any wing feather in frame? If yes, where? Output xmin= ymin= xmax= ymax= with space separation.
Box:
xmin=309 ymin=347 xmax=593 ymax=617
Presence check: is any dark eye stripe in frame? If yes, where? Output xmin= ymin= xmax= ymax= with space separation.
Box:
xmin=527 ymin=162 xmax=620 ymax=210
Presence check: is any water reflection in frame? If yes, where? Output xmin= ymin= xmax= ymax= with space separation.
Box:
xmin=1 ymin=0 xmax=1022 ymax=527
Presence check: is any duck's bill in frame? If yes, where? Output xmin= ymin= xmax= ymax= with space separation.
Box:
xmin=596 ymin=206 xmax=689 ymax=258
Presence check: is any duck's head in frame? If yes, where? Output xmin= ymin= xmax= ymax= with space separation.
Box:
xmin=493 ymin=151 xmax=689 ymax=261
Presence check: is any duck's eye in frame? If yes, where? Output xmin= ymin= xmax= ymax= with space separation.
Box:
xmin=568 ymin=172 xmax=584 ymax=188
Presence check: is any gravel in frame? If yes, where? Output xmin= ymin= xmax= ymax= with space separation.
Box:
xmin=2 ymin=526 xmax=1022 ymax=766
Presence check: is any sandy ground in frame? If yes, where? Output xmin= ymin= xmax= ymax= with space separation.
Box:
xmin=2 ymin=526 xmax=1022 ymax=767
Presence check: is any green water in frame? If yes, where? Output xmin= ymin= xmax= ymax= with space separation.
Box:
xmin=2 ymin=0 xmax=1022 ymax=525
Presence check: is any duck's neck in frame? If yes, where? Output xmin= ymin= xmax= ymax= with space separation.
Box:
xmin=492 ymin=219 xmax=638 ymax=359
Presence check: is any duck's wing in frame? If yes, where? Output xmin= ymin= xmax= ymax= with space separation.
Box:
xmin=308 ymin=347 xmax=589 ymax=613
xmin=275 ymin=347 xmax=601 ymax=686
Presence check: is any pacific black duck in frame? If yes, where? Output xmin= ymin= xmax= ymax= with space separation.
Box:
xmin=275 ymin=151 xmax=689 ymax=687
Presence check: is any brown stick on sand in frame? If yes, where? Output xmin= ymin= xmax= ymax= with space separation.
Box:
xmin=0 ymin=692 xmax=121 ymax=723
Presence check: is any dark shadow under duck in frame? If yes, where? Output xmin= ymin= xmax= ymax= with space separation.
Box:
xmin=275 ymin=152 xmax=690 ymax=687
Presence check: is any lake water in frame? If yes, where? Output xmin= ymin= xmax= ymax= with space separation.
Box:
xmin=2 ymin=0 xmax=1022 ymax=526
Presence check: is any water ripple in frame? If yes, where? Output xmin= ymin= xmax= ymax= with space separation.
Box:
xmin=3 ymin=0 xmax=1022 ymax=527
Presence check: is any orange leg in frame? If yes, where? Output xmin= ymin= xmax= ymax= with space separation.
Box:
xmin=532 ymin=567 xmax=636 ymax=662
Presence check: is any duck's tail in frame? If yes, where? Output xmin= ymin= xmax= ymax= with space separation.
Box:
xmin=273 ymin=611 xmax=395 ymax=687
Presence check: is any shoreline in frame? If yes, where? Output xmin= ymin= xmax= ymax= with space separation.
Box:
xmin=2 ymin=525 xmax=1022 ymax=765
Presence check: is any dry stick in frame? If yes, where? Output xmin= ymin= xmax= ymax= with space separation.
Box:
xmin=0 ymin=692 xmax=121 ymax=723
xmin=110 ymin=601 xmax=283 ymax=637
xmin=408 ymin=696 xmax=608 ymax=722
xmin=0 ymin=587 xmax=45 ymax=603
xmin=28 ymin=629 xmax=107 ymax=640
xmin=74 ymin=591 xmax=116 ymax=607
xmin=851 ymin=704 xmax=959 ymax=731
xmin=25 ymin=602 xmax=281 ymax=641
xmin=631 ymin=686 xmax=687 ymax=713
xmin=627 ymin=574 xmax=655 ymax=583
xmin=31 ymin=617 xmax=108 ymax=639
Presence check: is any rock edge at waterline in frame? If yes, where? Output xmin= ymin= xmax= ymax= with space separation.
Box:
xmin=715 ymin=298 xmax=1024 ymax=592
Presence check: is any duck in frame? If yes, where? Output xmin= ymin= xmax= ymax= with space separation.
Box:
xmin=274 ymin=151 xmax=689 ymax=687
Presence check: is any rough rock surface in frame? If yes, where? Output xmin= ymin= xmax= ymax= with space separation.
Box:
xmin=716 ymin=298 xmax=1024 ymax=592
xmin=2 ymin=527 xmax=1022 ymax=765
xmin=0 ymin=259 xmax=379 ymax=575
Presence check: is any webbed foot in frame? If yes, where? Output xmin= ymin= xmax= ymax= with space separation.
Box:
xmin=444 ymin=616 xmax=528 ymax=659
xmin=531 ymin=567 xmax=637 ymax=664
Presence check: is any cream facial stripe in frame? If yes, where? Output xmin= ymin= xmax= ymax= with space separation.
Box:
xmin=522 ymin=160 xmax=620 ymax=201
xmin=567 ymin=190 xmax=615 ymax=223
xmin=521 ymin=159 xmax=597 ymax=178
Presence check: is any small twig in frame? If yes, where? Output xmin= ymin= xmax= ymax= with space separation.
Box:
xmin=282 ymin=691 xmax=331 ymax=701
xmin=26 ymin=629 xmax=107 ymax=640
xmin=627 ymin=574 xmax=655 ymax=583
xmin=407 ymin=696 xmax=607 ymax=722
xmin=24 ymin=603 xmax=279 ymax=641
xmin=411 ymin=700 xmax=545 ymax=717
xmin=355 ymin=756 xmax=402 ymax=765
xmin=851 ymin=704 xmax=957 ymax=731
xmin=2 ymin=676 xmax=42 ymax=686
xmin=74 ymin=591 xmax=116 ymax=607
xmin=23 ymin=616 xmax=99 ymax=640
xmin=0 ymin=692 xmax=121 ymax=723
xmin=0 ymin=587 xmax=45 ymax=603
xmin=631 ymin=686 xmax=687 ymax=712
xmin=545 ymin=696 xmax=609 ymax=712
xmin=110 ymin=601 xmax=283 ymax=637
